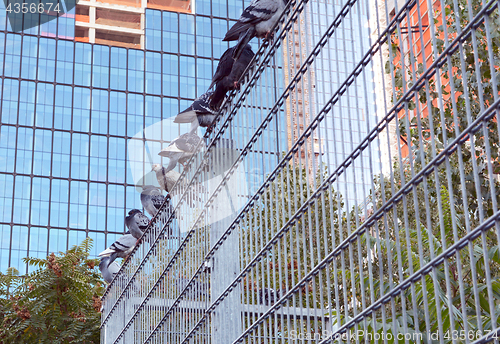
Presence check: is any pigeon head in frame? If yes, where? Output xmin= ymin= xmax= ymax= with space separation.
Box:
xmin=151 ymin=164 xmax=162 ymax=172
xmin=128 ymin=209 xmax=142 ymax=216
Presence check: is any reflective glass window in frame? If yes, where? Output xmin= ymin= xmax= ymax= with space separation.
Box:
xmin=91 ymin=89 xmax=108 ymax=135
xmin=35 ymin=82 xmax=54 ymax=128
xmin=50 ymin=177 xmax=70 ymax=228
xmin=38 ymin=38 xmax=56 ymax=82
xmin=28 ymin=227 xmax=49 ymax=272
xmin=179 ymin=14 xmax=194 ymax=55
xmin=73 ymin=87 xmax=91 ymax=132
xmin=74 ymin=42 xmax=91 ymax=86
xmin=16 ymin=127 xmax=33 ymax=175
xmin=87 ymin=231 xmax=106 ymax=258
xmin=69 ymin=181 xmax=88 ymax=228
xmin=212 ymin=19 xmax=230 ymax=58
xmin=128 ymin=50 xmax=144 ymax=93
xmin=90 ymin=135 xmax=107 ymax=182
xmin=21 ymin=36 xmax=38 ymax=80
xmin=71 ymin=133 xmax=89 ymax=180
xmin=0 ymin=33 xmax=4 ymax=71
xmin=195 ymin=17 xmax=212 ymax=58
xmin=33 ymin=129 xmax=52 ymax=177
xmin=163 ymin=97 xmax=179 ymax=121
xmin=48 ymin=228 xmax=68 ymax=254
xmin=93 ymin=45 xmax=110 ymax=89
xmin=54 ymin=85 xmax=73 ymax=130
xmin=179 ymin=56 xmax=196 ymax=99
xmin=109 ymin=91 xmax=126 ymax=137
xmin=4 ymin=34 xmax=21 ymax=78
xmin=108 ymin=137 xmax=126 ymax=184
xmin=30 ymin=177 xmax=50 ymax=226
xmin=68 ymin=230 xmax=87 ymax=249
xmin=144 ymin=96 xmax=162 ymax=140
xmin=0 ymin=174 xmax=14 ymax=222
xmin=0 ymin=125 xmax=16 ymax=173
xmin=162 ymin=54 xmax=178 ymax=97
xmin=0 ymin=225 xmax=11 ymax=272
xmin=10 ymin=226 xmax=28 ymax=273
xmin=127 ymin=93 xmax=144 ymax=137
xmin=13 ymin=176 xmax=31 ymax=224
xmin=88 ymin=182 xmax=106 ymax=231
xmin=58 ymin=10 xmax=76 ymax=39
xmin=162 ymin=12 xmax=178 ymax=54
xmin=110 ymin=47 xmax=127 ymax=91
xmin=18 ymin=81 xmax=35 ymax=126
xmin=52 ymin=131 xmax=71 ymax=178
xmin=56 ymin=40 xmax=74 ymax=85
xmin=107 ymin=184 xmax=126 ymax=232
xmin=2 ymin=78 xmax=19 ymax=125
xmin=196 ymin=57 xmax=212 ymax=95
xmin=39 ymin=12 xmax=59 ymax=37
xmin=145 ymin=9 xmax=162 ymax=51
xmin=145 ymin=51 xmax=161 ymax=95
xmin=212 ymin=0 xmax=227 ymax=18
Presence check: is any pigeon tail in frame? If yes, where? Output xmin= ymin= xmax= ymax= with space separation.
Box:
xmin=165 ymin=159 xmax=178 ymax=172
xmin=223 ymin=21 xmax=253 ymax=42
xmin=174 ymin=110 xmax=197 ymax=123
xmin=98 ymin=247 xmax=115 ymax=257
xmin=232 ymin=27 xmax=256 ymax=60
xmin=210 ymin=82 xmax=229 ymax=110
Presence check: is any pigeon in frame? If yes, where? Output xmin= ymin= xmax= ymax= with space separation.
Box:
xmin=125 ymin=209 xmax=149 ymax=240
xmin=152 ymin=164 xmax=204 ymax=207
xmin=223 ymin=0 xmax=288 ymax=60
xmin=98 ymin=233 xmax=136 ymax=265
xmin=159 ymin=124 xmax=204 ymax=171
xmin=174 ymin=91 xmax=219 ymax=130
xmin=141 ymin=185 xmax=166 ymax=218
xmin=258 ymin=287 xmax=280 ymax=305
xmin=151 ymin=164 xmax=182 ymax=194
xmin=99 ymin=256 xmax=121 ymax=284
xmin=209 ymin=45 xmax=255 ymax=109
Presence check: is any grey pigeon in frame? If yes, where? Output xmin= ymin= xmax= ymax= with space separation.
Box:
xmin=174 ymin=91 xmax=219 ymax=130
xmin=210 ymin=45 xmax=255 ymax=109
xmin=99 ymin=257 xmax=121 ymax=284
xmin=140 ymin=185 xmax=165 ymax=218
xmin=125 ymin=209 xmax=149 ymax=240
xmin=98 ymin=233 xmax=136 ymax=265
xmin=152 ymin=164 xmax=203 ymax=207
xmin=151 ymin=164 xmax=182 ymax=194
xmin=258 ymin=287 xmax=280 ymax=305
xmin=223 ymin=0 xmax=288 ymax=60
xmin=159 ymin=124 xmax=204 ymax=171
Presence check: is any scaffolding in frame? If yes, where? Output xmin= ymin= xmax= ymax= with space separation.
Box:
xmin=100 ymin=0 xmax=500 ymax=342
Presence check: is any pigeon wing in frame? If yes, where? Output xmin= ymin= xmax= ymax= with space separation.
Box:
xmin=151 ymin=194 xmax=164 ymax=210
xmin=223 ymin=0 xmax=279 ymax=41
xmin=209 ymin=47 xmax=236 ymax=89
xmin=135 ymin=212 xmax=149 ymax=231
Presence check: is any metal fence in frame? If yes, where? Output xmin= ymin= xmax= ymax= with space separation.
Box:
xmin=100 ymin=0 xmax=500 ymax=342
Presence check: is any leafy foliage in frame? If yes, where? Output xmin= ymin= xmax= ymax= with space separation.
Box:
xmin=0 ymin=238 xmax=104 ymax=343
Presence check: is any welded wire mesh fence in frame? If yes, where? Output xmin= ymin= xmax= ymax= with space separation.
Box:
xmin=101 ymin=0 xmax=500 ymax=343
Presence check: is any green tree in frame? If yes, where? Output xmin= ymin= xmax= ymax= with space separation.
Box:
xmin=0 ymin=238 xmax=104 ymax=343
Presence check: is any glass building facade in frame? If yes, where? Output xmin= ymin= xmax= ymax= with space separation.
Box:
xmin=0 ymin=0 xmax=375 ymax=274
xmin=0 ymin=0 xmax=257 ymax=273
